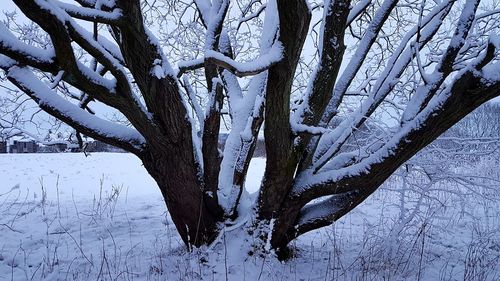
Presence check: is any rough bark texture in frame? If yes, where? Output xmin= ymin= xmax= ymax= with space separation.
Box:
xmin=114 ymin=0 xmax=223 ymax=244
xmin=258 ymin=0 xmax=311 ymax=220
xmin=141 ymin=149 xmax=220 ymax=247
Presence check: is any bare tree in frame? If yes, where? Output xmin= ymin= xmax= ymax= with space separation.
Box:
xmin=0 ymin=0 xmax=499 ymax=257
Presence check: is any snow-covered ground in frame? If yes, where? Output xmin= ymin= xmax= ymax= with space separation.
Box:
xmin=0 ymin=153 xmax=498 ymax=280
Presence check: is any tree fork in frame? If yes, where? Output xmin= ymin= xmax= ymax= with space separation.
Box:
xmin=141 ymin=147 xmax=220 ymax=247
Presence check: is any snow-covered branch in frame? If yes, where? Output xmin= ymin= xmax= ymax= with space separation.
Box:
xmin=320 ymin=0 xmax=399 ymax=125
xmin=292 ymin=47 xmax=499 ymax=202
xmin=1 ymin=62 xmax=145 ymax=153
xmin=310 ymin=0 xmax=456 ymax=173
xmin=292 ymin=190 xmax=360 ymax=238
xmin=0 ymin=22 xmax=57 ymax=72
xmin=237 ymin=3 xmax=267 ymax=30
xmin=217 ymin=0 xmax=280 ymax=216
xmin=55 ymin=1 xmax=123 ymax=25
xmin=401 ymin=0 xmax=481 ymax=124
xmin=205 ymin=42 xmax=283 ymax=77
xmin=346 ymin=0 xmax=371 ymax=26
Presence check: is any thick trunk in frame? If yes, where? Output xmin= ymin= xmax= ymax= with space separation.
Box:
xmin=141 ymin=149 xmax=221 ymax=248
xmin=257 ymin=0 xmax=311 ymax=219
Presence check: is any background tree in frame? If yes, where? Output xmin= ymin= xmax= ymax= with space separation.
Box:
xmin=0 ymin=0 xmax=499 ymax=257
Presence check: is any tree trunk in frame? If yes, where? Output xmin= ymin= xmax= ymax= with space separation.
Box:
xmin=257 ymin=0 xmax=311 ymax=220
xmin=141 ymin=149 xmax=220 ymax=248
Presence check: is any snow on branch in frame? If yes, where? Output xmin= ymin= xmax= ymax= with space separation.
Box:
xmin=321 ymin=0 xmax=398 ymax=124
xmin=293 ymin=191 xmax=360 ymax=237
xmin=310 ymin=0 xmax=370 ymax=26
xmin=0 ymin=22 xmax=57 ymax=72
xmin=193 ymin=0 xmax=212 ymax=24
xmin=237 ymin=3 xmax=267 ymax=30
xmin=204 ymin=0 xmax=230 ymax=50
xmin=1 ymin=60 xmax=145 ymax=152
xmin=401 ymin=0 xmax=481 ymax=124
xmin=292 ymin=49 xmax=499 ymax=199
xmin=96 ymin=34 xmax=125 ymax=65
xmin=55 ymin=1 xmax=123 ymax=24
xmin=12 ymin=0 xmax=121 ymax=93
xmin=181 ymin=75 xmax=205 ymax=131
xmin=1 ymin=2 xmax=151 ymax=140
xmin=205 ymin=42 xmax=283 ymax=77
xmin=291 ymin=123 xmax=327 ymax=136
xmin=475 ymin=8 xmax=500 ymax=21
xmin=291 ymin=0 xmax=363 ymax=153
xmin=64 ymin=18 xmax=129 ymax=84
xmin=217 ymin=0 xmax=280 ymax=216
xmin=177 ymin=58 xmax=204 ymax=77
xmin=145 ymin=28 xmax=176 ymax=79
xmin=346 ymin=0 xmax=371 ymax=26
xmin=311 ymin=0 xmax=455 ymax=172
xmin=481 ymin=59 xmax=500 ymax=83
xmin=74 ymin=0 xmax=115 ymax=9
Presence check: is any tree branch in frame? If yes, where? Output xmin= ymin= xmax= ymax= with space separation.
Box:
xmin=1 ymin=62 xmax=145 ymax=154
xmin=217 ymin=2 xmax=279 ymax=217
xmin=295 ymin=54 xmax=500 ymax=204
xmin=320 ymin=0 xmax=399 ymax=126
xmin=276 ymin=53 xmax=499 ymax=246
xmin=0 ymin=23 xmax=57 ymax=72
xmin=310 ymin=0 xmax=455 ymax=173
xmin=12 ymin=0 xmax=155 ymax=142
xmin=291 ymin=190 xmax=360 ymax=238
xmin=55 ymin=1 xmax=124 ymax=25
xmin=401 ymin=0 xmax=481 ymax=124
xmin=258 ymin=0 xmax=311 ymax=219
xmin=205 ymin=43 xmax=283 ymax=77
xmin=292 ymin=0 xmax=356 ymax=172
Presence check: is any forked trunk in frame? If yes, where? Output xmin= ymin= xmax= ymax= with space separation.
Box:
xmin=141 ymin=151 xmax=221 ymax=248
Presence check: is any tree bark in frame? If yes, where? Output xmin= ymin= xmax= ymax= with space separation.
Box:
xmin=258 ymin=0 xmax=311 ymax=220
xmin=141 ymin=148 xmax=220 ymax=247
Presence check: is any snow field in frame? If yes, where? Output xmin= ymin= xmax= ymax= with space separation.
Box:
xmin=0 ymin=153 xmax=498 ymax=280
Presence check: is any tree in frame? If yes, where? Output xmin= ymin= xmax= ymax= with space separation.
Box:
xmin=0 ymin=0 xmax=499 ymax=258
xmin=452 ymin=102 xmax=500 ymax=138
xmin=432 ymin=102 xmax=500 ymax=161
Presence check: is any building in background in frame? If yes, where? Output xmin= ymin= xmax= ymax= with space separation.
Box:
xmin=9 ymin=140 xmax=38 ymax=153
xmin=0 ymin=141 xmax=7 ymax=153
